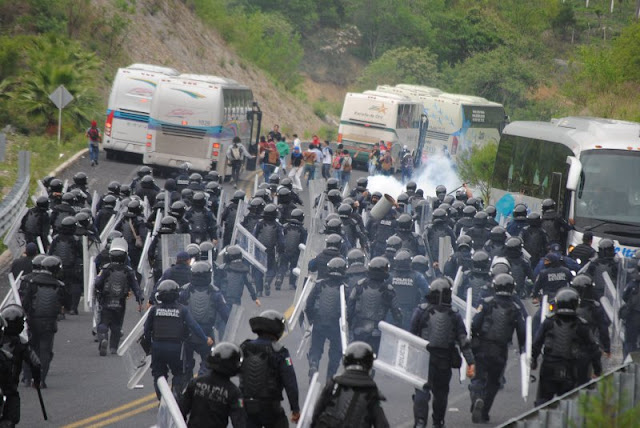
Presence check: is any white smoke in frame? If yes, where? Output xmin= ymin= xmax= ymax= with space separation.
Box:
xmin=367 ymin=155 xmax=463 ymax=199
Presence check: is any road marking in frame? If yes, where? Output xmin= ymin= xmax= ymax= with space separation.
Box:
xmin=86 ymin=401 xmax=158 ymax=428
xmin=61 ymin=393 xmax=156 ymax=428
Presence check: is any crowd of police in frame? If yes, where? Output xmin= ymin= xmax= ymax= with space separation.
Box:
xmin=1 ymin=163 xmax=640 ymax=428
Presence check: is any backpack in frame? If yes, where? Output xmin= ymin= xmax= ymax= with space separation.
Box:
xmin=231 ymin=146 xmax=241 ymax=160
xmin=332 ymin=155 xmax=342 ymax=170
xmin=342 ymin=156 xmax=352 ymax=172
xmin=88 ymin=128 xmax=100 ymax=142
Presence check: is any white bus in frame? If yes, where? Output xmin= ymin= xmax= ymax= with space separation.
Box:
xmin=377 ymin=85 xmax=506 ymax=162
xmin=490 ymin=116 xmax=640 ymax=258
xmin=144 ymin=74 xmax=256 ymax=177
xmin=104 ymin=64 xmax=180 ymax=160
xmin=337 ymin=91 xmax=425 ymax=168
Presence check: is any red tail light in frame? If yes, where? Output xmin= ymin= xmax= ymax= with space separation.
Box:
xmin=212 ymin=151 xmax=219 ymax=157
xmin=337 ymin=133 xmax=343 ymax=143
xmin=105 ymin=111 xmax=114 ymax=137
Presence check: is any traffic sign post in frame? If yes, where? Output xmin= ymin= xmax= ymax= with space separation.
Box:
xmin=48 ymin=85 xmax=74 ymax=143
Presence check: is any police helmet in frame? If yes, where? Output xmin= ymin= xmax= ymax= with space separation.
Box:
xmin=127 ymin=199 xmax=142 ymax=217
xmin=137 ymin=165 xmax=152 ymax=179
xmin=268 ymin=173 xmax=280 ymax=186
xmin=337 ymin=204 xmax=353 ymax=219
xmin=1 ymin=304 xmax=26 ymax=336
xmin=277 ymin=187 xmax=291 ymax=203
xmin=490 ymin=226 xmax=507 ymax=243
xmin=484 ymin=205 xmax=497 ymax=219
xmin=186 ymin=243 xmax=201 ymax=260
xmin=443 ymin=195 xmax=455 ymax=206
xmin=170 ymin=201 xmax=187 ymax=218
xmin=108 ymin=181 xmax=121 ymax=194
xmin=541 ymin=199 xmax=556 ymax=212
xmin=181 ymin=188 xmax=194 ymax=202
xmin=356 ymin=177 xmax=368 ymax=190
xmin=456 ymin=235 xmax=473 ymax=251
xmin=102 ymin=194 xmax=117 ymax=208
xmin=155 ymin=192 xmax=166 ymax=205
xmin=192 ymin=192 xmax=207 ymax=208
xmin=432 ymin=208 xmax=447 ymax=224
xmin=119 ymin=184 xmax=131 ymax=197
xmin=411 ymin=255 xmax=429 ymax=273
xmin=160 ymin=215 xmax=178 ymax=233
xmin=32 ymin=254 xmax=47 ymax=272
xmin=205 ymin=170 xmax=220 ymax=183
xmin=571 ymin=274 xmax=593 ymax=298
xmin=472 ymin=211 xmax=488 ymax=227
xmin=325 ymin=218 xmax=343 ymax=235
xmin=371 ymin=191 xmax=382 ymax=203
xmin=189 ymin=172 xmax=203 ymax=184
xmin=180 ymin=162 xmax=192 ymax=173
xmin=327 ymin=257 xmax=347 ymax=278
xmin=208 ymin=342 xmax=243 ymax=376
xmin=397 ymin=213 xmax=413 ymax=231
xmin=280 ymin=177 xmax=293 ymax=190
xmin=435 ymin=185 xmax=447 ymax=200
xmin=141 ymin=175 xmax=156 ymax=188
xmin=397 ymin=192 xmax=410 ymax=207
xmin=225 ymin=245 xmax=243 ymax=263
xmin=49 ymin=178 xmax=63 ymax=193
xmin=505 ymin=237 xmax=523 ymax=258
xmin=106 ymin=230 xmax=123 ymax=246
xmin=36 ymin=196 xmax=49 ymax=210
xmin=258 ymin=182 xmax=270 ymax=192
xmin=290 ymin=209 xmax=304 ymax=224
xmin=60 ymin=216 xmax=77 ymax=234
xmin=73 ymin=172 xmax=88 ymax=187
xmin=62 ymin=192 xmax=76 ymax=205
xmin=513 ymin=204 xmax=527 ymax=219
xmin=232 ymin=190 xmax=246 ymax=203
xmin=555 ymin=287 xmax=580 ymax=316
xmin=262 ymin=203 xmax=278 ymax=220
xmin=191 ymin=261 xmax=212 ymax=278
xmin=368 ymin=256 xmax=390 ymax=280
xmin=598 ymin=239 xmax=615 ymax=258
xmin=70 ymin=191 xmax=84 ymax=206
xmin=155 ymin=280 xmax=180 ymax=303
xmin=472 ymin=250 xmax=491 ymax=272
xmin=199 ymin=241 xmax=214 ymax=260
xmin=75 ymin=212 xmax=91 ymax=229
xmin=462 ymin=205 xmax=476 ymax=219
xmin=165 ymin=178 xmax=177 ymax=192
xmin=249 ymin=310 xmax=286 ymax=338
xmin=205 ymin=180 xmax=221 ymax=196
xmin=327 ymin=189 xmax=342 ymax=205
xmin=347 ymin=249 xmax=366 ymax=266
xmin=326 ymin=178 xmax=339 ymax=191
xmin=448 ymin=206 xmax=460 ymax=222
xmin=42 ymin=256 xmax=62 ymax=275
xmin=393 ymin=250 xmax=412 ymax=270
xmin=455 ymin=188 xmax=468 ymax=202
xmin=493 ymin=273 xmax=515 ymax=296
xmin=343 ymin=341 xmax=375 ymax=371
xmin=42 ymin=176 xmax=55 ymax=189
xmin=406 ymin=181 xmax=417 ymax=193
xmin=427 ymin=277 xmax=452 ymax=305
xmin=326 ymin=233 xmax=343 ymax=250
xmin=490 ymin=258 xmax=512 ymax=277
xmin=385 ymin=235 xmax=403 ymax=253
xmin=109 ymin=238 xmax=128 ymax=263
xmin=527 ymin=212 xmax=542 ymax=227
xmin=452 ymin=200 xmax=466 ymax=215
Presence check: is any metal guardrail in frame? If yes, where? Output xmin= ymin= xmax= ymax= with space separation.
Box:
xmin=0 ymin=150 xmax=30 ymax=239
xmin=499 ymin=360 xmax=640 ymax=428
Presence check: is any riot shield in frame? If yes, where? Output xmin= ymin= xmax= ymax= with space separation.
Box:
xmin=451 ymin=290 xmax=478 ymax=321
xmin=161 ymin=233 xmax=191 ymax=272
xmin=117 ymin=308 xmax=152 ymax=389
xmin=222 ymin=304 xmax=247 ymax=344
xmin=253 ymin=174 xmax=259 ymax=195
xmin=98 ymin=215 xmax=117 ymax=244
xmin=87 ymin=256 xmax=99 ymax=333
xmin=215 ymin=190 xmax=226 ymax=253
xmin=36 ymin=236 xmax=45 ymax=254
xmin=521 ymin=315 xmax=533 ymax=401
xmin=298 ymin=372 xmax=322 ymax=428
xmin=438 ymin=236 xmax=453 ymax=270
xmin=152 ymin=209 xmax=162 ymax=236
xmin=62 ymin=179 xmax=69 ymax=194
xmin=339 ymin=284 xmax=349 ymax=354
xmin=1 ymin=273 xmax=27 ymax=342
xmin=341 ymin=182 xmax=350 ymax=199
xmin=602 ymin=271 xmax=621 ymax=338
xmin=156 ymin=376 xmax=187 ymax=428
xmin=373 ymin=321 xmax=430 ymax=389
xmin=452 ymin=266 xmax=463 ymax=295
xmin=288 ymin=277 xmax=316 ymax=331
xmin=164 ymin=191 xmax=170 ymax=218
xmin=233 ymin=223 xmax=267 ymax=273
xmin=82 ymin=236 xmax=91 ymax=313
xmin=459 ymin=287 xmax=473 ymax=383
xmin=143 ymin=196 xmax=151 ymax=220
xmin=230 ymin=200 xmax=247 ymax=246
xmin=91 ymin=190 xmax=99 ymax=218
xmin=36 ymin=179 xmax=49 ymax=198
xmin=3 ymin=206 xmax=28 ymax=258
xmin=296 ymin=324 xmax=313 ymax=359
xmin=540 ymin=294 xmax=549 ymax=321
xmin=137 ymin=232 xmax=153 ymax=298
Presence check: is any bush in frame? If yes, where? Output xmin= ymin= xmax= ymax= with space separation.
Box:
xmin=457 ymin=142 xmax=498 ymax=203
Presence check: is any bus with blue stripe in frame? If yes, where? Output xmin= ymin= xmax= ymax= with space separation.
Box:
xmin=104 ymin=64 xmax=179 ymax=161
xmin=144 ymin=74 xmax=255 ymax=177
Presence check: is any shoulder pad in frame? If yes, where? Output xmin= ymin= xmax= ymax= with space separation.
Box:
xmin=102 ymin=263 xmax=113 ymax=270
xmin=418 ymin=303 xmax=428 ymax=310
xmin=451 ymin=306 xmax=459 ymax=313
xmin=483 ymin=296 xmax=495 ymax=304
xmin=356 ymin=278 xmax=367 ymax=287
xmin=386 ymin=284 xmax=394 ymax=291
xmin=271 ymin=341 xmax=284 ymax=352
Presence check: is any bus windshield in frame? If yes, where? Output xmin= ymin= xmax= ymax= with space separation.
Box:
xmin=575 ymin=149 xmax=640 ymax=231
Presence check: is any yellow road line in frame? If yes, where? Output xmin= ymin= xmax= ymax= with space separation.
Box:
xmin=61 ymin=393 xmax=156 ymax=428
xmin=86 ymin=401 xmax=158 ymax=428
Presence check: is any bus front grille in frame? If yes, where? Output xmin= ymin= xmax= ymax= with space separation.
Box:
xmin=160 ymin=124 xmax=207 ymax=139
xmin=118 ymin=110 xmax=150 ymax=123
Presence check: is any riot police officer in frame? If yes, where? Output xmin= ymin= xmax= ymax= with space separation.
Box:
xmin=391 ymin=213 xmax=426 ymax=257
xmin=504 ymin=237 xmax=534 ymax=298
xmin=410 ymin=278 xmax=475 ymax=428
xmin=339 ymin=204 xmax=369 ymax=253
xmin=143 ymin=280 xmax=214 ymax=398
xmin=622 ymin=259 xmax=640 ymax=357
xmin=69 ymin=171 xmax=92 ymax=203
xmin=252 ymin=204 xmax=285 ymax=296
xmin=568 ymin=231 xmax=596 ymax=267
xmin=218 ymin=246 xmax=260 ymax=309
xmin=276 ymin=209 xmax=307 ymax=290
xmin=221 ymin=190 xmax=245 ymax=247
xmin=175 ymin=163 xmax=192 ymax=192
xmin=51 ymin=192 xmax=78 ymax=234
xmin=521 ymin=212 xmax=549 ymax=268
xmin=179 ymin=261 xmax=230 ymax=376
xmin=180 ymin=342 xmax=246 ymax=427
xmin=115 ymin=199 xmax=148 ymax=270
xmin=305 ymin=258 xmax=349 ymax=382
xmin=154 ymin=251 xmax=192 ymax=303
xmin=130 ymin=166 xmax=154 ymax=193
xmin=136 ymin=175 xmax=159 ymax=207
xmin=454 ymin=205 xmax=476 ymax=237
xmin=483 ymin=226 xmax=507 ymax=259
xmin=443 ymin=235 xmax=473 ymax=279
xmin=22 ymin=256 xmax=65 ymax=387
xmin=94 ymin=238 xmax=143 ymax=355
xmin=95 ymin=194 xmax=117 ymax=234
xmin=432 ymin=185 xmax=447 ymax=210
xmin=390 ymin=250 xmax=429 ymax=330
xmin=205 ymin=180 xmax=222 ymax=216
xmin=426 ymin=208 xmax=456 ymax=263
xmin=188 ymin=172 xmax=205 ymax=192
xmin=239 ymin=310 xmax=301 ymax=426
xmin=309 ymin=234 xmax=346 ymax=280
xmin=242 ymin=197 xmax=265 ymax=234
xmin=185 ymin=192 xmax=217 ymax=245
xmin=466 ymin=211 xmax=491 ymax=251
xmin=148 ymin=215 xmax=178 ymax=284
xmin=540 ymin=198 xmax=571 ymax=248
xmin=312 ymin=341 xmax=389 ymax=428
xmin=346 ymin=249 xmax=368 ymax=294
xmin=367 ymin=204 xmax=397 ymax=258
xmin=20 ymin=196 xmax=50 ymax=250
xmin=533 ymin=252 xmax=573 ymax=300
xmin=506 ymin=203 xmax=528 ymax=237
xmin=586 ymin=238 xmax=619 ymax=299
xmin=458 ymin=251 xmax=492 ymax=308
xmin=48 ymin=216 xmax=82 ymax=314
xmin=347 ymin=257 xmax=402 ymax=353
xmin=469 ymin=274 xmax=526 ymax=424
xmin=277 ymin=187 xmax=297 ymax=224
xmin=531 ymin=287 xmax=601 ymax=406
xmin=168 ymin=200 xmax=190 ymax=234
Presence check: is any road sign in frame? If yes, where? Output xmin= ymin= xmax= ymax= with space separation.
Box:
xmin=48 ymin=85 xmax=74 ymax=143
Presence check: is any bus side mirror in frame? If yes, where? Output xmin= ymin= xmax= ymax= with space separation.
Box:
xmin=566 ymin=156 xmax=582 ymax=191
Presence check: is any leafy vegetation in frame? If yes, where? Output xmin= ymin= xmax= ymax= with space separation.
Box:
xmin=457 ymin=143 xmax=498 ymax=204
xmin=576 ymin=376 xmax=640 ymax=427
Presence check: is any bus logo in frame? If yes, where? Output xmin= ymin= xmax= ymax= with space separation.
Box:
xmin=171 ymin=88 xmax=206 ymax=99
xmin=128 ymin=87 xmax=154 ymax=97
xmin=369 ymin=103 xmax=388 ymax=114
xmin=130 ymin=78 xmax=157 ymax=87
xmin=167 ymin=109 xmax=194 ymax=118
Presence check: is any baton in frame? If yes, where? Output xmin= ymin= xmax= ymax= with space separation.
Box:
xmin=36 ymin=386 xmax=48 ymax=420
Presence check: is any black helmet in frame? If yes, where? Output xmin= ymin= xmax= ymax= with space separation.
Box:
xmin=472 ymin=250 xmax=490 ymax=272
xmin=62 ymin=192 xmax=76 ymax=205
xmin=106 ymin=230 xmax=123 ymax=247
xmin=443 ymin=195 xmax=455 ymax=206
xmin=343 ymin=341 xmax=375 ymax=371
xmin=258 ymin=182 xmax=270 ymax=191
xmin=412 ymin=255 xmax=429 ymax=273
xmin=452 ymin=200 xmax=466 ymax=215
xmin=225 ymin=245 xmax=243 ymax=263
xmin=385 ymin=235 xmax=403 ymax=253
xmin=337 ymin=204 xmax=353 ymax=219
xmin=456 ymin=235 xmax=473 ymax=251
xmin=137 ymin=165 xmax=152 ymax=178
xmin=165 ymin=178 xmax=177 ymax=192
xmin=119 ymin=184 xmax=131 ymax=197
xmin=356 ymin=177 xmax=368 ymax=190
xmin=393 ymin=250 xmax=412 ymax=270
xmin=347 ymin=249 xmax=366 ymax=266
xmin=102 ymin=194 xmax=117 ymax=208
xmin=432 ymin=208 xmax=447 ymax=224
xmin=75 ymin=212 xmax=91 ymax=229
xmin=232 ymin=190 xmax=246 ymax=202
xmin=255 ymin=189 xmax=271 ymax=204
xmin=484 ymin=205 xmax=497 ymax=219
xmin=32 ymin=254 xmax=47 ymax=272
xmin=513 ymin=204 xmax=527 ymax=219
xmin=327 ymin=257 xmax=347 ymax=278
xmin=180 ymin=188 xmax=193 ymax=201
xmin=435 ymin=185 xmax=447 ymax=200
xmin=368 ymin=256 xmax=389 ymax=280
xmin=455 ymin=188 xmax=468 ymax=202
xmin=527 ymin=212 xmax=542 ymax=227
xmin=192 ymin=192 xmax=207 ymax=208
xmin=155 ymin=192 xmax=166 ymax=205
xmin=189 ymin=172 xmax=203 ymax=184
xmin=160 ymin=215 xmax=177 ymax=233
xmin=541 ymin=199 xmax=556 ymax=212
xmin=448 ymin=206 xmax=460 ymax=221
xmin=42 ymin=175 xmax=55 ymax=189
xmin=249 ymin=310 xmax=286 ymax=338
xmin=598 ymin=239 xmax=615 ymax=258
xmin=36 ymin=196 xmax=49 ymax=210
xmin=155 ymin=280 xmax=180 ymax=303
xmin=73 ymin=171 xmax=88 ymax=186
xmin=473 ymin=211 xmax=488 ymax=227
xmin=199 ymin=241 xmax=214 ymax=260
xmin=141 ymin=175 xmax=155 ymax=188
xmin=49 ymin=178 xmax=63 ymax=193
xmin=290 ymin=209 xmax=304 ymax=224
xmin=571 ymin=274 xmax=593 ymax=298
xmin=208 ymin=342 xmax=243 ymax=376
xmin=326 ymin=178 xmax=339 ymax=191
xmin=555 ymin=287 xmax=580 ymax=316
xmin=204 ymin=170 xmax=220 ymax=183
xmin=427 ymin=277 xmax=452 ymax=305
xmin=280 ymin=177 xmax=293 ymax=190
xmin=406 ymin=181 xmax=417 ymax=193
xmin=60 ymin=216 xmax=77 ymax=234
xmin=42 ymin=255 xmax=62 ymax=275
xmin=192 ymin=261 xmax=212 ymax=279
xmin=170 ymin=201 xmax=187 ymax=218
xmin=186 ymin=243 xmax=201 ymax=260
xmin=325 ymin=218 xmax=343 ymax=235
xmin=205 ymin=180 xmax=221 ymax=196
xmin=262 ymin=203 xmax=278 ymax=220
xmin=127 ymin=199 xmax=142 ymax=216
xmin=505 ymin=237 xmax=523 ymax=258
xmin=326 ymin=233 xmax=343 ymax=250
xmin=396 ymin=213 xmax=412 ymax=231
xmin=327 ymin=189 xmax=342 ymax=205
xmin=490 ymin=258 xmax=512 ymax=277
xmin=397 ymin=192 xmax=410 ymax=206
xmin=108 ymin=181 xmax=121 ymax=194
xmin=109 ymin=237 xmax=128 ymax=263
xmin=248 ymin=197 xmax=265 ymax=214
xmin=268 ymin=173 xmax=280 ymax=185
xmin=493 ymin=273 xmax=515 ymax=296
xmin=462 ymin=205 xmax=477 ymax=219
xmin=371 ymin=191 xmax=382 ymax=203
xmin=1 ymin=304 xmax=26 ymax=336
xmin=490 ymin=226 xmax=507 ymax=243
xmin=277 ymin=187 xmax=291 ymax=203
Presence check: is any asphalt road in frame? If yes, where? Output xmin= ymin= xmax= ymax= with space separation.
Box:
xmin=3 ymin=149 xmax=536 ymax=427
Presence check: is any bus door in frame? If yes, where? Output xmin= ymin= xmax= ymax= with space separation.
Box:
xmin=415 ymin=114 xmax=429 ymax=168
xmin=245 ymin=102 xmax=262 ymax=171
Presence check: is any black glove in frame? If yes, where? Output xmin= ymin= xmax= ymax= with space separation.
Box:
xmin=32 ymin=367 xmax=42 ymax=388
xmin=140 ymin=335 xmax=151 ymax=355
xmin=530 ymin=357 xmax=538 ymax=371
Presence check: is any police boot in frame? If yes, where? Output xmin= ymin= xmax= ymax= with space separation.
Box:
xmin=433 ymin=421 xmax=446 ymax=428
xmin=471 ymin=398 xmax=484 ymax=424
xmin=98 ymin=334 xmax=108 ymax=357
xmin=414 ymin=419 xmax=427 ymax=428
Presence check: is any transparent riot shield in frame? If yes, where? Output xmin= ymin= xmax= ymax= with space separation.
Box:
xmin=459 ymin=287 xmax=473 ymax=383
xmin=602 ymin=271 xmax=621 ymax=339
xmin=156 ymin=376 xmax=187 ymax=428
xmin=222 ymin=305 xmax=247 ymax=344
xmin=117 ymin=308 xmax=152 ymax=389
xmin=230 ymin=200 xmax=247 ymax=246
xmin=36 ymin=179 xmax=49 ymax=199
xmin=216 ymin=190 xmax=226 ymax=254
xmin=1 ymin=273 xmax=28 ymax=343
xmin=36 ymin=236 xmax=45 ymax=254
xmin=152 ymin=209 xmax=162 ymax=236
xmin=452 ymin=266 xmax=463 ymax=295
xmin=99 ymin=215 xmax=117 ymax=244
xmin=3 ymin=206 xmax=28 ymax=258
xmin=233 ymin=223 xmax=267 ymax=273
xmin=164 ymin=191 xmax=170 ymax=218
xmin=438 ymin=236 xmax=453 ymax=271
xmin=82 ymin=236 xmax=91 ymax=313
xmin=341 ymin=182 xmax=350 ymax=199
xmin=161 ymin=233 xmax=191 ymax=272
xmin=143 ymin=196 xmax=151 ymax=220
xmin=137 ymin=232 xmax=153 ymax=298
xmin=288 ymin=277 xmax=316 ymax=331
xmin=254 ymin=174 xmax=260 ymax=195
xmin=374 ymin=321 xmax=430 ymax=389
xmin=520 ymin=315 xmax=533 ymax=401
xmin=296 ymin=324 xmax=313 ymax=359
xmin=340 ymin=285 xmax=349 ymax=354
xmin=87 ymin=256 xmax=99 ymax=333
xmin=298 ymin=372 xmax=322 ymax=428
xmin=91 ymin=190 xmax=99 ymax=218
xmin=540 ymin=294 xmax=550 ymax=321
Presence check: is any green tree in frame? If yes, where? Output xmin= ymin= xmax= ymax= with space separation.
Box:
xmin=356 ymin=46 xmax=440 ymax=89
xmin=578 ymin=376 xmax=640 ymax=427
xmin=551 ymin=3 xmax=576 ymax=40
xmin=612 ymin=22 xmax=640 ymax=83
xmin=456 ymin=142 xmax=498 ymax=203
xmin=347 ymin=0 xmax=396 ymax=59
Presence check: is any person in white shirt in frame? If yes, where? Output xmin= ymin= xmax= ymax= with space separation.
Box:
xmin=311 ymin=141 xmax=323 ymax=182
xmin=321 ymin=140 xmax=333 ymax=180
xmin=292 ymin=134 xmax=301 ymax=150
